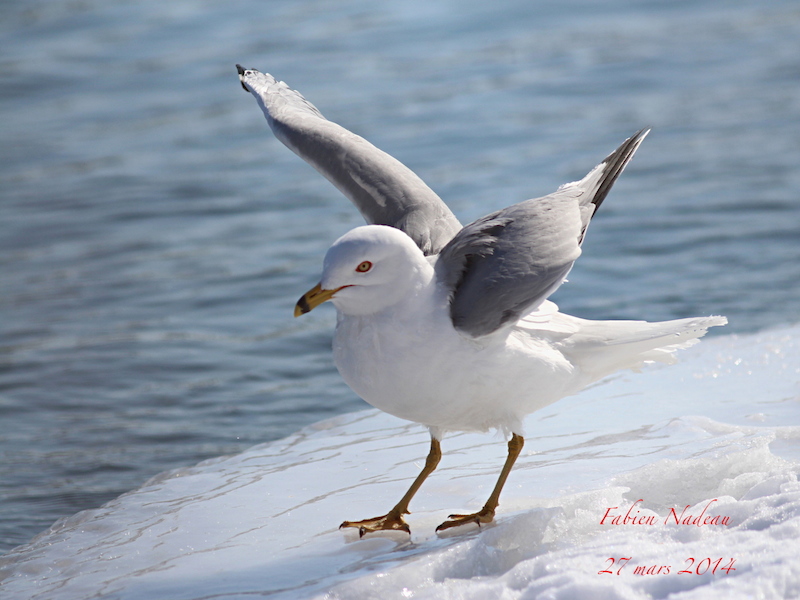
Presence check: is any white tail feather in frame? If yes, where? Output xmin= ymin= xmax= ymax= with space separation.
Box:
xmin=557 ymin=315 xmax=728 ymax=381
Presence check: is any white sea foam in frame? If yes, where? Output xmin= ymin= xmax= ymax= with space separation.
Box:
xmin=0 ymin=326 xmax=798 ymax=599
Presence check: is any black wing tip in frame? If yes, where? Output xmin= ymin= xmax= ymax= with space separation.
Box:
xmin=236 ymin=64 xmax=251 ymax=91
xmin=591 ymin=128 xmax=650 ymax=210
xmin=236 ymin=63 xmax=254 ymax=93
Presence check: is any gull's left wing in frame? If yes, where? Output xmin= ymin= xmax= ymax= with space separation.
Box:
xmin=237 ymin=66 xmax=461 ymax=256
xmin=435 ymin=130 xmax=649 ymax=338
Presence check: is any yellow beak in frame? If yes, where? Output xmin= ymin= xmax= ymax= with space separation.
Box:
xmin=294 ymin=282 xmax=341 ymax=317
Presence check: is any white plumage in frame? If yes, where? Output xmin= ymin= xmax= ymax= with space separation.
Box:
xmin=324 ymin=225 xmax=725 ymax=438
xmin=238 ymin=65 xmax=727 ymax=535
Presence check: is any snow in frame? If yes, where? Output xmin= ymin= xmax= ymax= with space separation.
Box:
xmin=1 ymin=326 xmax=799 ymax=600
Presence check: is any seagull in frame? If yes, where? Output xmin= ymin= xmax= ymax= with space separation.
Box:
xmin=236 ymin=65 xmax=727 ymax=536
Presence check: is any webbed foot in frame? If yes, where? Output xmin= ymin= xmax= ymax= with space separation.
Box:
xmin=340 ymin=511 xmax=411 ymax=537
xmin=435 ymin=506 xmax=495 ymax=532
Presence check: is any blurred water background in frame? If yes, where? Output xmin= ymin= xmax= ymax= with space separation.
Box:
xmin=1 ymin=0 xmax=798 ymax=554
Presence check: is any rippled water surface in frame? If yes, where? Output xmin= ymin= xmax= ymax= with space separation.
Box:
xmin=1 ymin=0 xmax=799 ymax=553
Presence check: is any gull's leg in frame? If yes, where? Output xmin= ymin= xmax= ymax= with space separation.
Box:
xmin=341 ymin=436 xmax=441 ymax=537
xmin=436 ymin=433 xmax=524 ymax=532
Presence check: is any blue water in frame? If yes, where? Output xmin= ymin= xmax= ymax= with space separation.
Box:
xmin=1 ymin=0 xmax=798 ymax=554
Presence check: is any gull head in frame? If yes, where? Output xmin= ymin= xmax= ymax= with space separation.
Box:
xmin=295 ymin=225 xmax=432 ymax=317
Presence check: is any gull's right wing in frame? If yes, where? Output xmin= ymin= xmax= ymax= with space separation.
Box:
xmin=237 ymin=66 xmax=461 ymax=256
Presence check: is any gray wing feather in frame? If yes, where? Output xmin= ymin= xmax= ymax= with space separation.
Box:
xmin=436 ymin=130 xmax=649 ymax=338
xmin=237 ymin=66 xmax=461 ymax=255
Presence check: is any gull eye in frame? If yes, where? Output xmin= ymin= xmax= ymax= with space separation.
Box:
xmin=355 ymin=261 xmax=372 ymax=273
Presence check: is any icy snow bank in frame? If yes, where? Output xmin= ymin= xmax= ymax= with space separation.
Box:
xmin=1 ymin=326 xmax=798 ymax=600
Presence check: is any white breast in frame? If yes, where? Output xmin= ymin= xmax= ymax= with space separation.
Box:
xmin=332 ymin=289 xmax=577 ymax=435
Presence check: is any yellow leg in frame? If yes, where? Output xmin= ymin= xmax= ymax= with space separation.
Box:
xmin=436 ymin=433 xmax=524 ymax=532
xmin=340 ymin=436 xmax=442 ymax=537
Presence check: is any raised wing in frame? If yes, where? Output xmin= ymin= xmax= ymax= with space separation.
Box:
xmin=435 ymin=129 xmax=649 ymax=338
xmin=237 ymin=66 xmax=462 ymax=256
